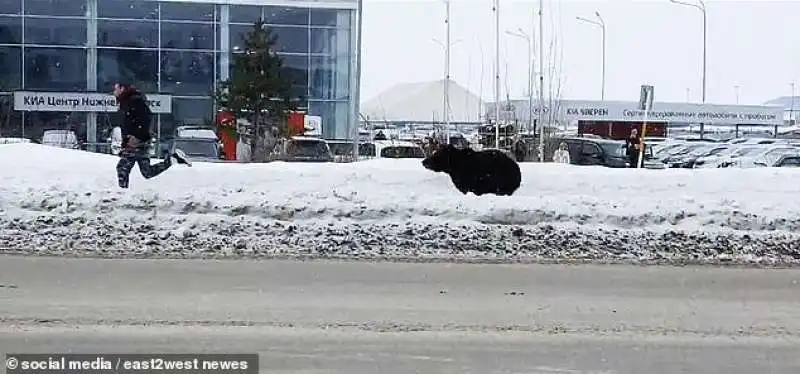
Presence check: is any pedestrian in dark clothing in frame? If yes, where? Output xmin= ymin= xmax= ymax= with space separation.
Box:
xmin=113 ymin=83 xmax=191 ymax=188
xmin=625 ymin=128 xmax=642 ymax=168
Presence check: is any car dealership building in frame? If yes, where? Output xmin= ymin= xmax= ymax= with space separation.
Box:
xmin=0 ymin=0 xmax=360 ymax=146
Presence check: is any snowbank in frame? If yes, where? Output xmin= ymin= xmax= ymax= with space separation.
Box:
xmin=1 ymin=143 xmax=799 ymax=266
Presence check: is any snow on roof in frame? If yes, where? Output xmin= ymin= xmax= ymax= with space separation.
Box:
xmin=361 ymin=79 xmax=484 ymax=123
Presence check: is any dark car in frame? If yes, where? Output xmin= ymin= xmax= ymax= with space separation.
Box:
xmin=773 ymin=155 xmax=800 ymax=167
xmin=545 ymin=136 xmax=628 ymax=168
xmin=278 ymin=137 xmax=334 ymax=162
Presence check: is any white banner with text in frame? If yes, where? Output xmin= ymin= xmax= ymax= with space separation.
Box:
xmin=13 ymin=91 xmax=172 ymax=114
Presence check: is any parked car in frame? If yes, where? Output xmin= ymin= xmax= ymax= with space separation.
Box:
xmin=714 ymin=146 xmax=779 ymax=168
xmin=276 ymin=136 xmax=334 ymax=162
xmin=658 ymin=143 xmax=713 ymax=165
xmin=41 ymin=130 xmax=79 ymax=149
xmin=361 ymin=140 xmax=426 ymax=159
xmin=161 ymin=137 xmax=223 ymax=162
xmin=175 ymin=125 xmax=218 ymax=140
xmin=159 ymin=125 xmax=222 ymax=157
xmin=736 ymin=147 xmax=800 ymax=168
xmin=0 ymin=138 xmax=31 ymax=144
xmin=663 ymin=144 xmax=731 ymax=168
xmin=773 ymin=154 xmax=800 ymax=167
xmin=545 ymin=136 xmax=628 ymax=168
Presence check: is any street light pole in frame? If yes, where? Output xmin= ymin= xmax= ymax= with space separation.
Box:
xmin=576 ymin=11 xmax=605 ymax=100
xmin=493 ymin=0 xmax=501 ymax=149
xmin=443 ymin=0 xmax=451 ymax=143
xmin=670 ymin=0 xmax=707 ymax=136
xmin=537 ymin=0 xmax=545 ymax=162
xmin=505 ymin=28 xmax=534 ymax=135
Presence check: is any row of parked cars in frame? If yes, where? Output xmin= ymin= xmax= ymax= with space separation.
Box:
xmin=650 ymin=137 xmax=800 ymax=168
xmin=541 ymin=134 xmax=800 ymax=169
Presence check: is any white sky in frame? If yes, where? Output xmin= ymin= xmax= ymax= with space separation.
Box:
xmin=359 ymin=0 xmax=799 ymax=105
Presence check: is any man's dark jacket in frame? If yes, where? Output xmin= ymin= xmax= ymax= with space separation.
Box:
xmin=118 ymin=88 xmax=152 ymax=149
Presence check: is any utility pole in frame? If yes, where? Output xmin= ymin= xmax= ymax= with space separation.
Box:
xmin=443 ymin=0 xmax=451 ymax=144
xmin=505 ymin=27 xmax=533 ymax=135
xmin=493 ymin=0 xmax=501 ymax=149
xmin=537 ymin=0 xmax=545 ymax=161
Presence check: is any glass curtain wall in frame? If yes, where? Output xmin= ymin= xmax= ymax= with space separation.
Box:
xmin=0 ymin=0 xmax=89 ymax=140
xmin=96 ymin=0 xmax=218 ymax=140
xmin=0 ymin=0 xmax=23 ymax=137
xmin=0 ymin=0 xmax=356 ymax=142
xmin=227 ymin=3 xmax=354 ymax=140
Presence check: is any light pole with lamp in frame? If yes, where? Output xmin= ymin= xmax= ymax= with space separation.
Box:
xmin=669 ymin=0 xmax=707 ymax=137
xmin=576 ymin=11 xmax=606 ymax=100
xmin=432 ymin=34 xmax=462 ymax=144
xmin=505 ymin=28 xmax=534 ymax=136
xmin=493 ymin=0 xmax=501 ymax=149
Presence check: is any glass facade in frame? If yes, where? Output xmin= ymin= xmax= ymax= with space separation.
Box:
xmin=0 ymin=0 xmax=358 ymax=144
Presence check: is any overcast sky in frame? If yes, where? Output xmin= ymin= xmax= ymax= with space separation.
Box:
xmin=359 ymin=0 xmax=798 ymax=105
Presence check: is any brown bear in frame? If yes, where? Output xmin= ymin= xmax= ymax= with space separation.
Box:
xmin=421 ymin=144 xmax=521 ymax=196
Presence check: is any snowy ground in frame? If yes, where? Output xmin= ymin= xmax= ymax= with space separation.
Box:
xmin=1 ymin=143 xmax=799 ymax=266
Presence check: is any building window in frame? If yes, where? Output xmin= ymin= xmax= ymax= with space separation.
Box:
xmin=161 ymin=97 xmax=214 ymax=135
xmin=24 ymin=111 xmax=88 ymax=144
xmin=230 ymin=24 xmax=308 ymax=54
xmin=24 ymin=17 xmax=88 ymax=46
xmin=280 ymin=54 xmax=309 ymax=101
xmin=161 ymin=22 xmax=215 ymax=50
xmin=0 ymin=15 xmax=22 ymax=44
xmin=263 ymin=6 xmax=309 ymax=26
xmin=24 ymin=47 xmax=87 ymax=91
xmin=24 ymin=0 xmax=87 ymax=17
xmin=0 ymin=46 xmax=22 ymax=90
xmin=97 ymin=0 xmax=158 ymax=20
xmin=310 ymin=55 xmax=350 ymax=101
xmin=308 ymin=100 xmax=349 ymax=139
xmin=0 ymin=94 xmax=23 ymax=137
xmin=160 ymin=50 xmax=215 ymax=96
xmin=229 ymin=5 xmax=262 ymax=24
xmin=97 ymin=48 xmax=158 ymax=92
xmin=159 ymin=2 xmax=215 ymax=23
xmin=310 ymin=27 xmax=350 ymax=56
xmin=0 ymin=0 xmax=21 ymax=15
xmin=98 ymin=19 xmax=158 ymax=48
xmin=310 ymin=8 xmax=350 ymax=29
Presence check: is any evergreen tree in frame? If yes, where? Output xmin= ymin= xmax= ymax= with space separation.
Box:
xmin=216 ymin=20 xmax=297 ymax=161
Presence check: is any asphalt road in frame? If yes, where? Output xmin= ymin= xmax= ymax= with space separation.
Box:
xmin=0 ymin=256 xmax=799 ymax=374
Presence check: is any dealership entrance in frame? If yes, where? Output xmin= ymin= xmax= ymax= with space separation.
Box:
xmin=13 ymin=91 xmax=171 ymax=151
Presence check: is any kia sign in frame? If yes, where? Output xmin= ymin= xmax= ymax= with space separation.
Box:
xmin=13 ymin=91 xmax=172 ymax=113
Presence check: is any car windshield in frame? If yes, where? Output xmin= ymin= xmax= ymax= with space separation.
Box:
xmin=763 ymin=148 xmax=798 ymax=164
xmin=730 ymin=147 xmax=760 ymax=157
xmin=779 ymin=157 xmax=800 ymax=166
xmin=654 ymin=144 xmax=683 ymax=157
xmin=177 ymin=128 xmax=217 ymax=139
xmin=380 ymin=146 xmax=425 ymax=158
xmin=287 ymin=140 xmax=330 ymax=157
xmin=174 ymin=140 xmax=218 ymax=157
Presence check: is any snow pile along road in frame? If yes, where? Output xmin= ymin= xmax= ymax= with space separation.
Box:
xmin=1 ymin=143 xmax=800 ymax=266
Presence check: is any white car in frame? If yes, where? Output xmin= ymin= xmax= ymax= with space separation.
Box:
xmin=738 ymin=147 xmax=800 ymax=168
xmin=176 ymin=126 xmax=218 ymax=140
xmin=41 ymin=130 xmax=79 ymax=149
xmin=711 ymin=146 xmax=783 ymax=168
